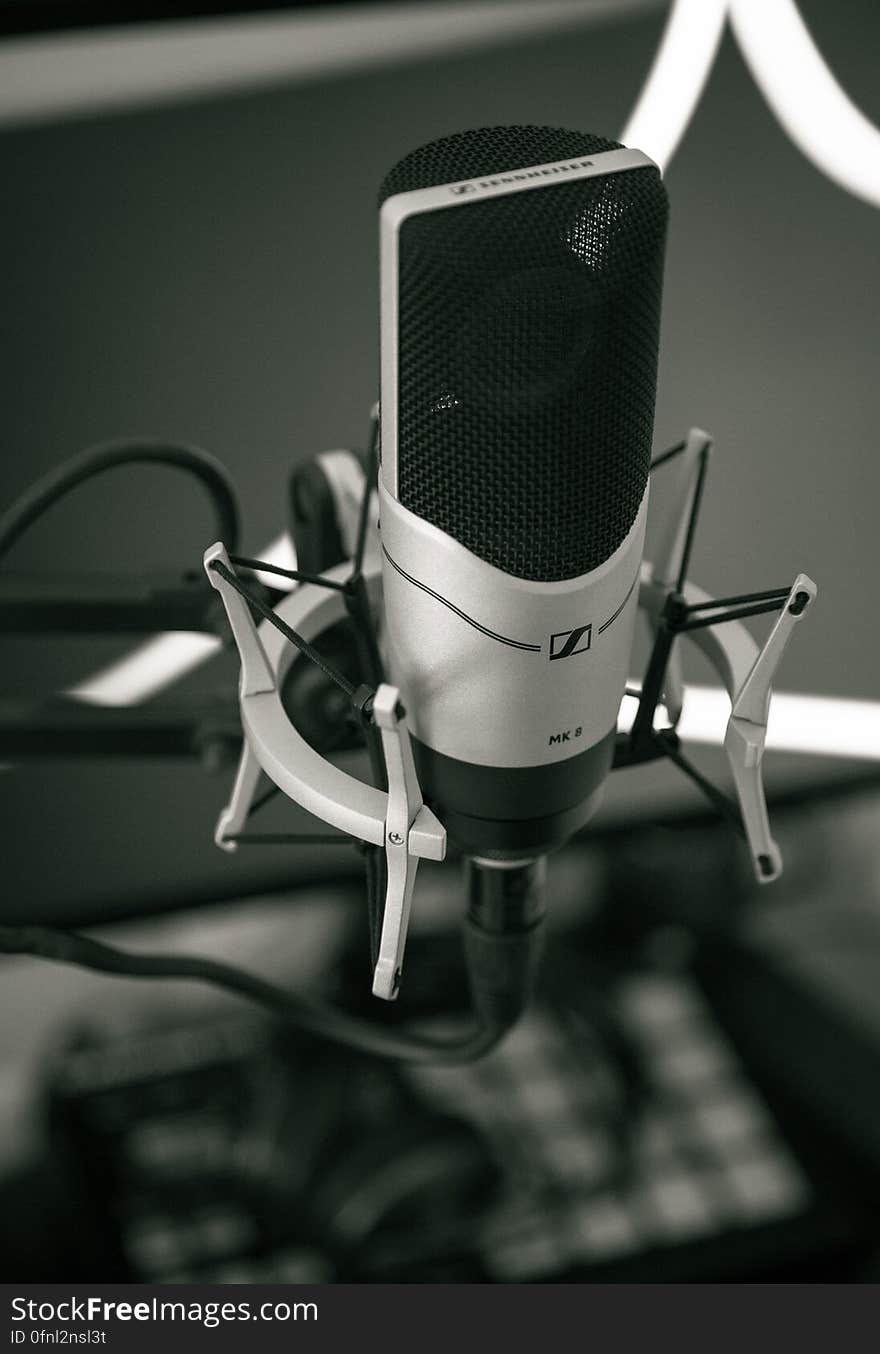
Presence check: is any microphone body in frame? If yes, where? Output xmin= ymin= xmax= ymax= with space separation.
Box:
xmin=377 ymin=127 xmax=668 ymax=856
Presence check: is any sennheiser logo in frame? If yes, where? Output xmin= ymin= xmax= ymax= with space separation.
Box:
xmin=549 ymin=624 xmax=592 ymax=660
xmin=448 ymin=159 xmax=594 ymax=198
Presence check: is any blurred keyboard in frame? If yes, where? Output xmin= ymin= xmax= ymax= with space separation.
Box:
xmin=33 ymin=966 xmax=872 ymax=1282
xmin=412 ymin=972 xmax=819 ymax=1280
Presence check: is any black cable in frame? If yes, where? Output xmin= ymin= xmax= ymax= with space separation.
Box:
xmin=629 ymin=446 xmax=718 ymax=748
xmin=351 ymin=412 xmax=380 ymax=579
xmin=247 ymin=780 xmax=281 ymax=820
xmin=683 ymin=587 xmax=790 ymax=614
xmin=228 ymin=554 xmax=348 ymax=594
xmin=655 ymin=733 xmax=745 ymax=836
xmin=209 ymin=558 xmax=363 ymax=704
xmin=675 ymin=442 xmax=711 ymax=593
xmin=649 ymin=439 xmax=687 ymax=471
xmin=675 ymin=598 xmax=788 ymax=632
xmin=0 ymin=438 xmax=240 ymax=564
xmin=628 ymin=619 xmax=676 ymax=749
xmin=0 ymin=925 xmax=507 ymax=1066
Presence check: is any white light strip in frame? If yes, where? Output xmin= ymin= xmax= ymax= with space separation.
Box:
xmin=620 ymin=0 xmax=728 ymax=171
xmin=67 ymin=630 xmax=223 ymax=708
xmin=67 ymin=531 xmax=295 ymax=707
xmin=619 ymin=685 xmax=880 ymax=761
xmin=624 ymin=0 xmax=880 ymax=208
xmin=729 ymin=0 xmax=880 ymax=210
xmin=0 ymin=0 xmax=654 ymax=128
xmin=247 ymin=530 xmax=298 ymax=593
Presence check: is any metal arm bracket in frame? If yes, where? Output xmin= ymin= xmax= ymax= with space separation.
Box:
xmin=203 ymin=541 xmax=446 ymax=1000
xmin=371 ymin=684 xmax=443 ymax=1000
xmin=723 ymin=572 xmax=817 ymax=881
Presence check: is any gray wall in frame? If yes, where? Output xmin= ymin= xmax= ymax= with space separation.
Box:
xmin=1 ymin=0 xmax=878 ymax=921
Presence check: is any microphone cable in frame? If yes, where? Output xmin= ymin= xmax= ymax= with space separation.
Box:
xmin=0 ymin=866 xmax=545 ymax=1065
xmin=0 ymin=437 xmax=240 ymax=564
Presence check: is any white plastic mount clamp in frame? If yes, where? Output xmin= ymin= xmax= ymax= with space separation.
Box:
xmin=204 ymin=513 xmax=814 ymax=1002
xmin=204 ymin=542 xmax=445 ymax=1001
xmin=638 ymin=423 xmax=816 ymax=883
xmin=639 ymin=565 xmax=817 ymax=883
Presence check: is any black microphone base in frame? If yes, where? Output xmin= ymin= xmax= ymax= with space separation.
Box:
xmin=411 ymin=729 xmax=616 ymax=857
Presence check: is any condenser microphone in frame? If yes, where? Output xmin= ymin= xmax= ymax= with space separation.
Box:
xmin=377 ymin=126 xmax=668 ymax=858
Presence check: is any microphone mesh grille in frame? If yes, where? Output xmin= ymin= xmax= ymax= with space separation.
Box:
xmin=381 ymin=127 xmax=668 ymax=582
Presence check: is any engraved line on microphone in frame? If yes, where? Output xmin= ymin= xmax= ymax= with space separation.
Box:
xmin=597 ymin=570 xmax=640 ymax=636
xmin=381 ymin=547 xmax=542 ymax=652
